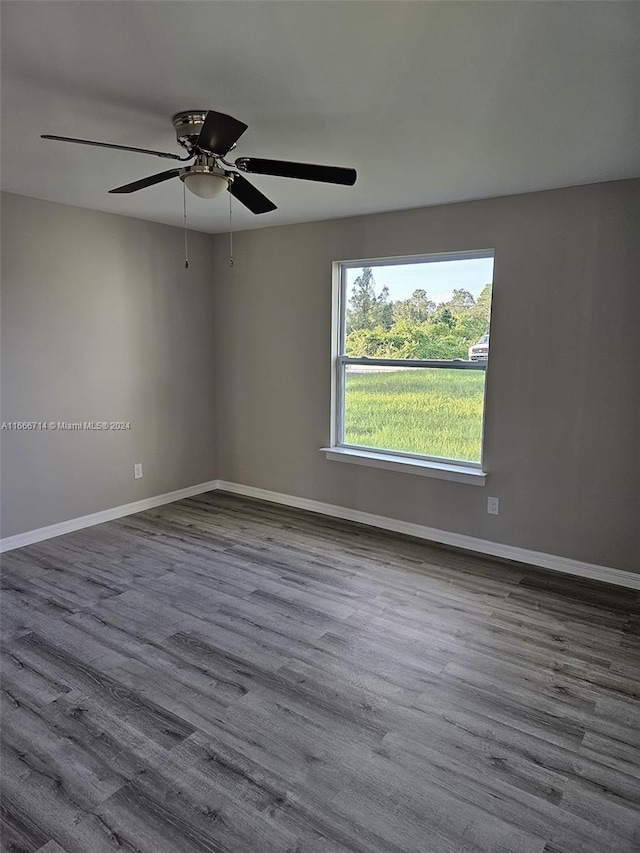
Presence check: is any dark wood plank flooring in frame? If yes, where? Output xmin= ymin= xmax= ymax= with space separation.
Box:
xmin=1 ymin=491 xmax=639 ymax=853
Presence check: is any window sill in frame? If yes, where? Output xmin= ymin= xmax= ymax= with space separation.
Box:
xmin=320 ymin=446 xmax=486 ymax=486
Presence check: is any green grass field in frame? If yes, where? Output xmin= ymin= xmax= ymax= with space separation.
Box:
xmin=344 ymin=368 xmax=486 ymax=463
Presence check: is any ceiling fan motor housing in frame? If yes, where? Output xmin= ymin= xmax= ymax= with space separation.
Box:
xmin=172 ymin=111 xmax=207 ymax=153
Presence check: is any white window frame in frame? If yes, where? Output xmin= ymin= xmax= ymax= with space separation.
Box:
xmin=322 ymin=250 xmax=494 ymax=485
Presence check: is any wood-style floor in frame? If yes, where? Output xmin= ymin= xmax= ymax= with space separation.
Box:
xmin=1 ymin=492 xmax=639 ymax=853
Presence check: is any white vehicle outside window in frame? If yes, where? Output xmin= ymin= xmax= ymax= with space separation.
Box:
xmin=468 ymin=334 xmax=490 ymax=361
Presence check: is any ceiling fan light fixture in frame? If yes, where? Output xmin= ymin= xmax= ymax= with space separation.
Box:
xmin=181 ymin=168 xmax=230 ymax=199
xmin=43 ymin=109 xmax=356 ymax=214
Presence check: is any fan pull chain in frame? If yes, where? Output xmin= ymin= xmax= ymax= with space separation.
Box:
xmin=183 ymin=180 xmax=189 ymax=270
xmin=229 ymin=192 xmax=234 ymax=268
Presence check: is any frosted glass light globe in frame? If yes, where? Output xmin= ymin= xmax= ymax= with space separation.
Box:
xmin=182 ymin=171 xmax=229 ymax=199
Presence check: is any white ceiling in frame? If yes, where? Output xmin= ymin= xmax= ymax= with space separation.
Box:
xmin=2 ymin=1 xmax=639 ymax=234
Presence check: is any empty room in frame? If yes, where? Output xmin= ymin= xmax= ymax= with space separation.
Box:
xmin=1 ymin=2 xmax=639 ymax=852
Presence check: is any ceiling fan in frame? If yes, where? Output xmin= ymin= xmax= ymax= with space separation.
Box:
xmin=41 ymin=109 xmax=357 ymax=214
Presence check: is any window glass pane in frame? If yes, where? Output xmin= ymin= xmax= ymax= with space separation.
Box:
xmin=343 ymin=257 xmax=493 ymax=360
xmin=343 ymin=364 xmax=486 ymax=463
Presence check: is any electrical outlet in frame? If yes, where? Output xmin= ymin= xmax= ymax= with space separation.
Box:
xmin=133 ymin=463 xmax=143 ymax=480
xmin=487 ymin=496 xmax=499 ymax=515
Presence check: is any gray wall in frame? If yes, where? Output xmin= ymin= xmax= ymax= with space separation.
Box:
xmin=1 ymin=193 xmax=217 ymax=537
xmin=212 ymin=180 xmax=640 ymax=574
xmin=3 ymin=182 xmax=639 ymax=573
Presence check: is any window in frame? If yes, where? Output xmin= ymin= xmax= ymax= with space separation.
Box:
xmin=329 ymin=251 xmax=494 ymax=478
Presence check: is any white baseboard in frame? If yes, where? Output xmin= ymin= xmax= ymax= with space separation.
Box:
xmin=0 ymin=480 xmax=220 ymax=553
xmin=2 ymin=477 xmax=638 ymax=590
xmin=216 ymin=481 xmax=640 ymax=591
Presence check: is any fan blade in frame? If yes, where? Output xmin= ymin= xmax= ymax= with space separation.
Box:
xmin=41 ymin=135 xmax=189 ymax=161
xmin=228 ymin=174 xmax=277 ymax=214
xmin=235 ymin=157 xmax=356 ymax=186
xmin=196 ymin=110 xmax=248 ymax=156
xmin=109 ymin=169 xmax=180 ymax=194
